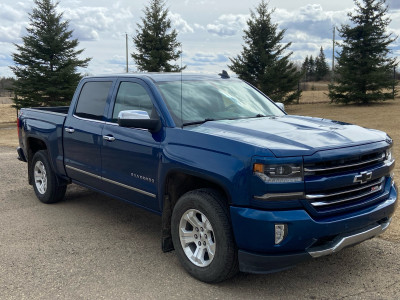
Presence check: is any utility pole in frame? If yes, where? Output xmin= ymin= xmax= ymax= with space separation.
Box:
xmin=331 ymin=26 xmax=335 ymax=81
xmin=394 ymin=65 xmax=396 ymax=99
xmin=126 ymin=33 xmax=129 ymax=73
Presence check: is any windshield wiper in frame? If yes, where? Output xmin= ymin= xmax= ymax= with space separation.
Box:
xmin=182 ymin=118 xmax=215 ymax=126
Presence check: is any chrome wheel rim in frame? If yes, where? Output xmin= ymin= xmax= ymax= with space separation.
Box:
xmin=34 ymin=161 xmax=47 ymax=194
xmin=179 ymin=209 xmax=216 ymax=267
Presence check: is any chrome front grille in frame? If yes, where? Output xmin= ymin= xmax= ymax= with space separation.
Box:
xmin=304 ymin=150 xmax=386 ymax=176
xmin=306 ymin=177 xmax=385 ymax=208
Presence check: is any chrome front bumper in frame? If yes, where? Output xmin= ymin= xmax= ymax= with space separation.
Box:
xmin=308 ymin=218 xmax=391 ymax=258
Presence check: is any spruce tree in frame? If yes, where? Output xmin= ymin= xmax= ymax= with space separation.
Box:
xmin=10 ymin=0 xmax=91 ymax=109
xmin=132 ymin=0 xmax=184 ymax=72
xmin=301 ymin=56 xmax=310 ymax=82
xmin=229 ymin=0 xmax=302 ymax=103
xmin=328 ymin=0 xmax=397 ymax=104
xmin=315 ymin=47 xmax=329 ymax=81
xmin=308 ymin=56 xmax=316 ymax=81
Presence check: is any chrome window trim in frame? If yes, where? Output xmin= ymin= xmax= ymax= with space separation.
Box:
xmin=73 ymin=114 xmax=106 ymax=124
xmin=104 ymin=121 xmax=148 ymax=131
xmin=66 ymin=165 xmax=156 ymax=198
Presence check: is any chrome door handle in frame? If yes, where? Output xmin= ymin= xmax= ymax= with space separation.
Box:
xmin=65 ymin=127 xmax=75 ymax=133
xmin=103 ymin=135 xmax=115 ymax=142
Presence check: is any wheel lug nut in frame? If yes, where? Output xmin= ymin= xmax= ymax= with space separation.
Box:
xmin=198 ymin=241 xmax=201 ymax=246
xmin=194 ymin=234 xmax=198 ymax=239
xmin=203 ymin=241 xmax=206 ymax=246
xmin=204 ymin=234 xmax=207 ymax=239
xmin=201 ymin=227 xmax=204 ymax=232
xmin=195 ymin=227 xmax=199 ymax=232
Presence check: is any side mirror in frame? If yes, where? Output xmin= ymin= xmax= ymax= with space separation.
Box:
xmin=117 ymin=110 xmax=161 ymax=133
xmin=275 ymin=102 xmax=285 ymax=112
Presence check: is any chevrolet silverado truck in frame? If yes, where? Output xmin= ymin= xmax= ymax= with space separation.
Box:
xmin=17 ymin=73 xmax=397 ymax=283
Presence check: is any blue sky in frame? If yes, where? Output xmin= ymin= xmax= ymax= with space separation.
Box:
xmin=0 ymin=0 xmax=399 ymax=77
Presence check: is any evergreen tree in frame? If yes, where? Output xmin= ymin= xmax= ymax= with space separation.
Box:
xmin=328 ymin=0 xmax=397 ymax=104
xmin=132 ymin=0 xmax=184 ymax=72
xmin=308 ymin=55 xmax=316 ymax=81
xmin=315 ymin=47 xmax=329 ymax=81
xmin=229 ymin=0 xmax=302 ymax=103
xmin=301 ymin=56 xmax=309 ymax=82
xmin=10 ymin=0 xmax=91 ymax=109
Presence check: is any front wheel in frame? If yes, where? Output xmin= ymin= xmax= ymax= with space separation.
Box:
xmin=31 ymin=150 xmax=66 ymax=204
xmin=171 ymin=188 xmax=239 ymax=283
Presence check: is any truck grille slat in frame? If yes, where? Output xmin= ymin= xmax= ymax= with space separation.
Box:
xmin=306 ymin=177 xmax=385 ymax=208
xmin=304 ymin=151 xmax=385 ymax=176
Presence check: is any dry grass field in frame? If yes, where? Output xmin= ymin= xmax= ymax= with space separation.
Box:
xmin=0 ymin=92 xmax=399 ymax=241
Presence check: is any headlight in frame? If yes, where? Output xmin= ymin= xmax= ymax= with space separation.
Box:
xmin=385 ymin=147 xmax=394 ymax=163
xmin=253 ymin=163 xmax=303 ymax=183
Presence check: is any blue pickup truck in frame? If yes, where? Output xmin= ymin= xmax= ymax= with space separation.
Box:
xmin=17 ymin=73 xmax=397 ymax=282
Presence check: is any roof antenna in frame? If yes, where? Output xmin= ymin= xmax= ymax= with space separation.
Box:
xmin=180 ymin=45 xmax=183 ymax=128
xmin=218 ymin=70 xmax=230 ymax=79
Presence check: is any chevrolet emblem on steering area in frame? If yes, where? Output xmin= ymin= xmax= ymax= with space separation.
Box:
xmin=354 ymin=171 xmax=373 ymax=184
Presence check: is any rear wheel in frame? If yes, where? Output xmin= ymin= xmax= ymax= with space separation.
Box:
xmin=171 ymin=188 xmax=238 ymax=283
xmin=31 ymin=150 xmax=66 ymax=204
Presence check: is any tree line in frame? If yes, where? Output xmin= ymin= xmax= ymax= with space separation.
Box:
xmin=0 ymin=77 xmax=15 ymax=97
xmin=301 ymin=47 xmax=330 ymax=82
xmin=10 ymin=0 xmax=398 ymax=108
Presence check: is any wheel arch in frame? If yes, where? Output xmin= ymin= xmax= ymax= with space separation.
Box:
xmin=26 ymin=137 xmax=49 ymax=185
xmin=160 ymin=168 xmax=231 ymax=253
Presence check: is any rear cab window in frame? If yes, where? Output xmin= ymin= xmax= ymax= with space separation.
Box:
xmin=74 ymin=81 xmax=113 ymax=121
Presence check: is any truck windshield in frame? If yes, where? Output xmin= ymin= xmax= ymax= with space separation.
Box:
xmin=156 ymin=79 xmax=285 ymax=126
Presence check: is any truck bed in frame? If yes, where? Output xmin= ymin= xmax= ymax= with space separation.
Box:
xmin=19 ymin=106 xmax=69 ymax=178
xmin=24 ymin=106 xmax=70 ymax=115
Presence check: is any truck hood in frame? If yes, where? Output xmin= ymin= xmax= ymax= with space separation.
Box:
xmin=189 ymin=115 xmax=387 ymax=157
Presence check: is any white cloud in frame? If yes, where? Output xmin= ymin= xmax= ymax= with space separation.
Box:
xmin=0 ymin=24 xmax=26 ymax=43
xmin=62 ymin=7 xmax=114 ymax=41
xmin=274 ymin=5 xmax=349 ymax=40
xmin=191 ymin=52 xmax=229 ymax=64
xmin=0 ymin=3 xmax=24 ymax=22
xmin=194 ymin=23 xmax=205 ymax=30
xmin=169 ymin=12 xmax=194 ymax=34
xmin=206 ymin=14 xmax=249 ymax=37
xmin=387 ymin=0 xmax=400 ymax=10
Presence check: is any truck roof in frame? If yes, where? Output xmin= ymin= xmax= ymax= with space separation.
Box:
xmin=82 ymin=72 xmax=237 ymax=82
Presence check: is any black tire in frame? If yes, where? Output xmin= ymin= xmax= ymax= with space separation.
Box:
xmin=31 ymin=150 xmax=66 ymax=204
xmin=171 ymin=188 xmax=239 ymax=283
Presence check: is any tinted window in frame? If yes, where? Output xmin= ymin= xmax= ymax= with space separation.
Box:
xmin=75 ymin=81 xmax=113 ymax=120
xmin=112 ymin=82 xmax=154 ymax=121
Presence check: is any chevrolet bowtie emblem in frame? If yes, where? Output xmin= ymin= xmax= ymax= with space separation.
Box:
xmin=354 ymin=171 xmax=372 ymax=184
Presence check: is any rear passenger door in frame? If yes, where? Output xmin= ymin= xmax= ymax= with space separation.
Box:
xmin=64 ymin=79 xmax=114 ymax=190
xmin=100 ymin=79 xmax=162 ymax=212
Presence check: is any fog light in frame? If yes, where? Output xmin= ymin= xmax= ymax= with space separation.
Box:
xmin=275 ymin=224 xmax=287 ymax=245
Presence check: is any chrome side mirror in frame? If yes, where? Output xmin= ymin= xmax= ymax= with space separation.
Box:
xmin=117 ymin=110 xmax=161 ymax=133
xmin=118 ymin=110 xmax=151 ymax=120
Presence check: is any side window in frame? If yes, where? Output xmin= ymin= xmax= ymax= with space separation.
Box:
xmin=112 ymin=82 xmax=154 ymax=121
xmin=75 ymin=81 xmax=113 ymax=120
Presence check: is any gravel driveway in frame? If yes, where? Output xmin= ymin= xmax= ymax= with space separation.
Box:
xmin=1 ymin=146 xmax=399 ymax=299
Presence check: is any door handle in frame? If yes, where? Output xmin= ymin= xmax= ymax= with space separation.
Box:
xmin=65 ymin=127 xmax=75 ymax=133
xmin=103 ymin=135 xmax=115 ymax=142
